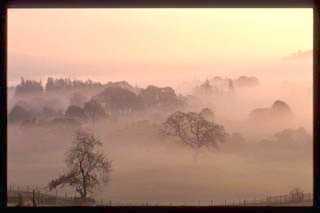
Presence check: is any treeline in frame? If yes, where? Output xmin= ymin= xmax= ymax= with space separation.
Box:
xmin=194 ymin=75 xmax=259 ymax=96
xmin=9 ymin=78 xmax=186 ymax=125
xmin=15 ymin=77 xmax=104 ymax=96
xmin=15 ymin=78 xmax=44 ymax=95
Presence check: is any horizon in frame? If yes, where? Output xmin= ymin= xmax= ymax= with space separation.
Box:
xmin=8 ymin=8 xmax=313 ymax=88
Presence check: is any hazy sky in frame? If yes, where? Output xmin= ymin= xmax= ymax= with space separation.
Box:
xmin=8 ymin=9 xmax=313 ymax=87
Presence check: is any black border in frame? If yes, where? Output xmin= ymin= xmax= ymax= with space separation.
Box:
xmin=313 ymin=1 xmax=319 ymax=209
xmin=0 ymin=0 xmax=7 ymax=210
xmin=0 ymin=0 xmax=318 ymax=211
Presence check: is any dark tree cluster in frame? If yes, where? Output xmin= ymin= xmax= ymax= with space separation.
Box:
xmin=93 ymin=84 xmax=184 ymax=115
xmin=139 ymin=85 xmax=182 ymax=108
xmin=105 ymin=81 xmax=140 ymax=94
xmin=234 ymin=76 xmax=259 ymax=87
xmin=249 ymin=100 xmax=293 ymax=122
xmin=195 ymin=78 xmax=234 ymax=96
xmin=45 ymin=77 xmax=103 ymax=92
xmin=193 ymin=75 xmax=259 ymax=97
xmin=14 ymin=77 xmax=105 ymax=96
xmin=8 ymin=104 xmax=33 ymax=123
xmin=83 ymin=100 xmax=108 ymax=123
xmin=93 ymin=86 xmax=142 ymax=115
xmin=161 ymin=109 xmax=228 ymax=150
xmin=65 ymin=105 xmax=88 ymax=121
xmin=12 ymin=78 xmax=186 ymax=123
xmin=65 ymin=100 xmax=108 ymax=123
xmin=274 ymin=127 xmax=311 ymax=143
xmin=15 ymin=77 xmax=43 ymax=96
xmin=70 ymin=92 xmax=88 ymax=108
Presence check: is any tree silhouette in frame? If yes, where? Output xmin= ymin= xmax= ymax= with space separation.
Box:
xmin=162 ymin=110 xmax=227 ymax=150
xmin=139 ymin=85 xmax=180 ymax=109
xmin=15 ymin=77 xmax=43 ymax=96
xmin=83 ymin=100 xmax=107 ymax=123
xmin=8 ymin=105 xmax=33 ymax=123
xmin=48 ymin=129 xmax=112 ymax=199
xmin=65 ymin=105 xmax=87 ymax=121
xmin=93 ymin=87 xmax=142 ymax=115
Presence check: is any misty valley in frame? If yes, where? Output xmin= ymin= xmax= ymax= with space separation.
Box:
xmin=7 ymin=75 xmax=312 ymax=206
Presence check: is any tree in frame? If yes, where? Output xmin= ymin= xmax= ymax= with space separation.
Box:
xmin=65 ymin=105 xmax=87 ymax=121
xmin=93 ymin=87 xmax=143 ymax=115
xmin=15 ymin=77 xmax=43 ymax=96
xmin=8 ymin=105 xmax=33 ymax=123
xmin=139 ymin=85 xmax=179 ymax=109
xmin=199 ymin=79 xmax=213 ymax=95
xmin=70 ymin=92 xmax=87 ymax=107
xmin=83 ymin=100 xmax=108 ymax=123
xmin=161 ymin=110 xmax=227 ymax=150
xmin=48 ymin=129 xmax=112 ymax=199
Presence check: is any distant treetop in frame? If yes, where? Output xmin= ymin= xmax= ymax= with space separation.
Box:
xmin=15 ymin=77 xmax=43 ymax=96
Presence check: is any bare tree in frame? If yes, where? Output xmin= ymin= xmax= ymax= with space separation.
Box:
xmin=48 ymin=129 xmax=112 ymax=200
xmin=161 ymin=110 xmax=227 ymax=150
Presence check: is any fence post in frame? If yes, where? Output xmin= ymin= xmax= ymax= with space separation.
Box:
xmin=211 ymin=200 xmax=213 ymax=206
xmin=32 ymin=190 xmax=37 ymax=207
xmin=37 ymin=190 xmax=40 ymax=206
xmin=55 ymin=189 xmax=58 ymax=205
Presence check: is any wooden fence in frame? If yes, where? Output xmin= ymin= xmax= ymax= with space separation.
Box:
xmin=7 ymin=184 xmax=313 ymax=207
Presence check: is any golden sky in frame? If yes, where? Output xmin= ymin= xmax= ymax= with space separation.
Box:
xmin=7 ymin=9 xmax=313 ymax=86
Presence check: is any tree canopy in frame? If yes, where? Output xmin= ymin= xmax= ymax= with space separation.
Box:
xmin=48 ymin=129 xmax=112 ymax=199
xmin=162 ymin=110 xmax=227 ymax=150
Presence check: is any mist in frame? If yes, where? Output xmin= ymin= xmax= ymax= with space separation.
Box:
xmin=7 ymin=8 xmax=313 ymax=205
xmin=8 ymin=56 xmax=313 ymax=204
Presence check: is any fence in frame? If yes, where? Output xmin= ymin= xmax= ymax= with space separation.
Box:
xmin=8 ymin=184 xmax=94 ymax=206
xmin=221 ymin=192 xmax=313 ymax=206
xmin=7 ymin=184 xmax=313 ymax=207
xmin=94 ymin=194 xmax=313 ymax=207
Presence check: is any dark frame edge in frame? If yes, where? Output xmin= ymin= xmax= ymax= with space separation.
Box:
xmin=314 ymin=3 xmax=319 ymax=209
xmin=0 ymin=0 xmax=318 ymax=210
xmin=5 ymin=0 xmax=315 ymax=8
xmin=0 ymin=0 xmax=8 ymax=209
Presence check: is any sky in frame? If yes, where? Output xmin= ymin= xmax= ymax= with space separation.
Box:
xmin=7 ymin=9 xmax=313 ymax=87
